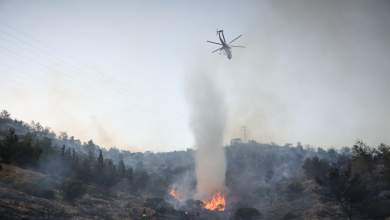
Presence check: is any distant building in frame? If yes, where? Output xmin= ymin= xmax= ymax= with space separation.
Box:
xmin=248 ymin=140 xmax=257 ymax=144
xmin=230 ymin=138 xmax=242 ymax=145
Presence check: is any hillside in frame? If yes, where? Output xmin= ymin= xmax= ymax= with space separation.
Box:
xmin=1 ymin=111 xmax=390 ymax=219
xmin=0 ymin=164 xmax=149 ymax=220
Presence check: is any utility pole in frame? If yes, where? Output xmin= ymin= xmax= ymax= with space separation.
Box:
xmin=241 ymin=126 xmax=247 ymax=143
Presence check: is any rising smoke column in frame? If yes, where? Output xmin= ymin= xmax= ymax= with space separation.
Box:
xmin=187 ymin=73 xmax=227 ymax=200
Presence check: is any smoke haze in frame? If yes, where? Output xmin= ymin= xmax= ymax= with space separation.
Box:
xmin=220 ymin=0 xmax=390 ymax=147
xmin=0 ymin=0 xmax=389 ymax=150
xmin=186 ymin=72 xmax=227 ymax=199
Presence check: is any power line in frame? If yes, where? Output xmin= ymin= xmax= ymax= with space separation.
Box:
xmin=0 ymin=22 xmax=131 ymax=100
xmin=0 ymin=22 xmax=129 ymax=90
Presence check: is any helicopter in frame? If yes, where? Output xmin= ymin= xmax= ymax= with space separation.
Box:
xmin=206 ymin=29 xmax=244 ymax=59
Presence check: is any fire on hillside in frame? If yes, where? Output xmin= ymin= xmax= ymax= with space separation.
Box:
xmin=169 ymin=188 xmax=184 ymax=201
xmin=202 ymin=191 xmax=226 ymax=212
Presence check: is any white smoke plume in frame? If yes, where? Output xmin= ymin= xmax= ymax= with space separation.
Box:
xmin=186 ymin=72 xmax=227 ymax=200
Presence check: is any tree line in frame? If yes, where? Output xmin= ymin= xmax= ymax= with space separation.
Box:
xmin=0 ymin=110 xmax=153 ymax=202
xmin=303 ymin=141 xmax=390 ymax=220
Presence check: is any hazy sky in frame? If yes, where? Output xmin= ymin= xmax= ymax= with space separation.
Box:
xmin=0 ymin=0 xmax=389 ymax=151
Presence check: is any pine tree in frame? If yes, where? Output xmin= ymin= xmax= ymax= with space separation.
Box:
xmin=65 ymin=147 xmax=72 ymax=159
xmin=97 ymin=149 xmax=104 ymax=170
xmin=72 ymin=148 xmax=76 ymax=161
xmin=118 ymin=159 xmax=126 ymax=178
xmin=0 ymin=110 xmax=11 ymax=120
xmin=61 ymin=145 xmax=66 ymax=157
xmin=1 ymin=128 xmax=18 ymax=163
xmin=127 ymin=167 xmax=134 ymax=184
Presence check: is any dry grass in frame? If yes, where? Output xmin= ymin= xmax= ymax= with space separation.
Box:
xmin=0 ymin=163 xmax=46 ymax=185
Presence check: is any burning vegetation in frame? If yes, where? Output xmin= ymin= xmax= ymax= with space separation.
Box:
xmin=169 ymin=188 xmax=183 ymax=201
xmin=169 ymin=186 xmax=226 ymax=212
xmin=202 ymin=191 xmax=226 ymax=212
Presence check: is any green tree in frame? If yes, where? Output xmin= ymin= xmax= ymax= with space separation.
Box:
xmin=86 ymin=140 xmax=96 ymax=162
xmin=97 ymin=149 xmax=104 ymax=170
xmin=133 ymin=168 xmax=149 ymax=192
xmin=118 ymin=159 xmax=126 ymax=178
xmin=306 ymin=158 xmax=368 ymax=220
xmin=0 ymin=128 xmax=19 ymax=163
xmin=0 ymin=129 xmax=42 ymax=166
xmin=78 ymin=159 xmax=92 ymax=183
xmin=0 ymin=110 xmax=11 ymax=120
xmin=61 ymin=145 xmax=66 ymax=157
xmin=61 ymin=178 xmax=86 ymax=202
xmin=103 ymin=159 xmax=118 ymax=187
xmin=15 ymin=133 xmax=42 ymax=167
xmin=377 ymin=144 xmax=390 ymax=187
xmin=351 ymin=141 xmax=375 ymax=174
xmin=302 ymin=156 xmax=330 ymax=180
xmin=71 ymin=148 xmax=77 ymax=162
xmin=127 ymin=167 xmax=134 ymax=184
xmin=322 ymin=166 xmax=367 ymax=220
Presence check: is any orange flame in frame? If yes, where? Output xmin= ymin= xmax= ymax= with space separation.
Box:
xmin=203 ymin=192 xmax=226 ymax=211
xmin=169 ymin=188 xmax=183 ymax=201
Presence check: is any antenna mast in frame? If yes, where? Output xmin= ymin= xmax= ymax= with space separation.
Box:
xmin=241 ymin=126 xmax=247 ymax=142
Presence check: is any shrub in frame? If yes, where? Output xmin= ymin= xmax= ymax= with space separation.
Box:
xmin=234 ymin=207 xmax=262 ymax=220
xmin=61 ymin=179 xmax=86 ymax=202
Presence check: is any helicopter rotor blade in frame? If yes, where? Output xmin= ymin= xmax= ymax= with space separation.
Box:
xmin=207 ymin=40 xmax=222 ymax=45
xmin=231 ymin=45 xmax=245 ymax=48
xmin=229 ymin=34 xmax=242 ymax=44
xmin=212 ymin=47 xmax=223 ymax=53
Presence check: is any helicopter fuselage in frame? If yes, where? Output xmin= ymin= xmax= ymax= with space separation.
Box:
xmin=218 ymin=31 xmax=232 ymax=59
xmin=207 ymin=29 xmax=243 ymax=59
